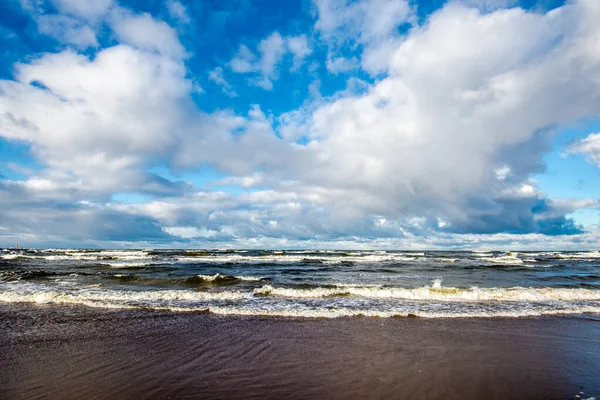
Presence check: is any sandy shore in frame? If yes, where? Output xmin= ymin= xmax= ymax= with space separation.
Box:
xmin=1 ymin=303 xmax=599 ymax=399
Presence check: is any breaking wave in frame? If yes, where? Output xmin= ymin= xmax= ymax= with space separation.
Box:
xmin=2 ymin=248 xmax=600 ymax=319
xmin=251 ymin=283 xmax=600 ymax=301
xmin=1 ymin=280 xmax=599 ymax=319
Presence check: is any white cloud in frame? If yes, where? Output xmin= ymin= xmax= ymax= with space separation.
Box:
xmin=18 ymin=0 xmax=45 ymax=14
xmin=166 ymin=0 xmax=191 ymax=24
xmin=494 ymin=165 xmax=511 ymax=181
xmin=567 ymin=132 xmax=600 ymax=167
xmin=215 ymin=172 xmax=265 ymax=188
xmin=0 ymin=44 xmax=194 ymax=197
xmin=22 ymin=1 xmax=186 ymax=59
xmin=313 ymin=0 xmax=413 ymax=74
xmin=164 ymin=226 xmax=217 ymax=239
xmin=0 ymin=24 xmax=297 ymax=203
xmin=109 ymin=9 xmax=187 ymax=59
xmin=286 ymin=35 xmax=312 ymax=71
xmin=37 ymin=14 xmax=98 ymax=48
xmin=20 ymin=0 xmax=109 ymax=49
xmin=3 ymin=0 xmax=600 ymax=246
xmin=459 ymin=0 xmax=519 ymax=12
xmin=230 ymin=44 xmax=257 ymax=72
xmin=254 ymin=32 xmax=286 ymax=89
xmin=229 ymin=32 xmax=313 ymax=89
xmin=285 ymin=0 xmax=600 ymax=234
xmin=325 ymin=54 xmax=359 ymax=74
xmin=208 ymin=67 xmax=238 ymax=97
xmin=314 ymin=0 xmax=412 ymax=42
xmin=50 ymin=0 xmax=113 ymax=22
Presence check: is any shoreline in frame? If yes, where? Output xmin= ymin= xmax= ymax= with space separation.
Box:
xmin=2 ymin=303 xmax=600 ymax=399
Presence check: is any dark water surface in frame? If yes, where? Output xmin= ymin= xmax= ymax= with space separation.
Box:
xmin=2 ymin=248 xmax=600 ymax=317
xmin=1 ymin=303 xmax=599 ymax=399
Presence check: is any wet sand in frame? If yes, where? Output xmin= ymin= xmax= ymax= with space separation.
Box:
xmin=1 ymin=304 xmax=599 ymax=399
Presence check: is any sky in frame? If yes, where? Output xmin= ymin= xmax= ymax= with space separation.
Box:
xmin=0 ymin=0 xmax=600 ymax=249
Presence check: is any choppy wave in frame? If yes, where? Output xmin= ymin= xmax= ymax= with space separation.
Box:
xmin=1 ymin=289 xmax=599 ymax=318
xmin=556 ymin=251 xmax=600 ymax=259
xmin=3 ymin=248 xmax=599 ymax=265
xmin=0 ymin=249 xmax=153 ymax=261
xmin=184 ymin=274 xmax=265 ymax=284
xmin=252 ymin=283 xmax=600 ymax=301
xmin=102 ymin=261 xmax=160 ymax=268
xmin=2 ymin=248 xmax=600 ymax=319
xmin=479 ymin=255 xmax=524 ymax=265
xmin=0 ymin=270 xmax=58 ymax=282
xmin=175 ymin=254 xmax=416 ymax=264
xmin=472 ymin=251 xmax=494 ymax=257
xmin=0 ymin=286 xmax=247 ymax=304
xmin=104 ymin=273 xmax=265 ymax=288
xmin=1 ymin=280 xmax=600 ymax=319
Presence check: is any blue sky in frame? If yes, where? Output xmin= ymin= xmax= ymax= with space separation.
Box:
xmin=1 ymin=0 xmax=600 ymax=249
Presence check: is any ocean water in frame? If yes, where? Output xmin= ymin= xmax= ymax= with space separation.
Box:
xmin=1 ymin=248 xmax=600 ymax=318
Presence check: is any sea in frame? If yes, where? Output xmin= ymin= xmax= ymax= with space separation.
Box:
xmin=1 ymin=248 xmax=600 ymax=319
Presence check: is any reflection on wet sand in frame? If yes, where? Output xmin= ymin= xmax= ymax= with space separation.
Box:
xmin=1 ymin=304 xmax=599 ymax=399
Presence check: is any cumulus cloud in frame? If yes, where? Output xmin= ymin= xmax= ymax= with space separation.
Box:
xmin=109 ymin=9 xmax=187 ymax=59
xmin=567 ymin=132 xmax=600 ymax=167
xmin=313 ymin=0 xmax=413 ymax=74
xmin=313 ymin=0 xmax=412 ymax=43
xmin=0 ymin=43 xmax=293 ymax=200
xmin=36 ymin=14 xmax=99 ymax=48
xmin=19 ymin=0 xmax=110 ymax=50
xmin=230 ymin=32 xmax=285 ymax=90
xmin=229 ymin=32 xmax=312 ymax=89
xmin=2 ymin=0 xmax=212 ymax=204
xmin=282 ymin=0 xmax=600 ymax=235
xmin=253 ymin=32 xmax=287 ymax=89
xmin=286 ymin=35 xmax=312 ymax=71
xmin=2 ymin=0 xmax=600 ymax=247
xmin=2 ymin=46 xmax=188 ymax=178
xmin=229 ymin=44 xmax=257 ymax=73
xmin=1 ymin=1 xmax=296 ymax=203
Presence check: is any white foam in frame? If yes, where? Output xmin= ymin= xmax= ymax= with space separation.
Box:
xmin=3 ymin=279 xmax=600 ymax=304
xmin=556 ymin=251 xmax=600 ymax=259
xmin=252 ymin=284 xmax=600 ymax=301
xmin=103 ymin=261 xmax=157 ymax=268
xmin=203 ymin=305 xmax=600 ymax=319
xmin=2 ymin=283 xmax=600 ymax=319
xmin=523 ymin=252 xmax=559 ymax=257
xmin=175 ymin=253 xmax=416 ymax=264
xmin=0 ymin=254 xmax=28 ymax=260
xmin=192 ymin=274 xmax=264 ymax=282
xmin=2 ymin=249 xmax=155 ymax=262
xmin=480 ymin=255 xmax=524 ymax=265
xmin=0 ymin=286 xmax=247 ymax=305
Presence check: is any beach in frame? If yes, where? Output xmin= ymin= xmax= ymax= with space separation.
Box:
xmin=1 ymin=303 xmax=599 ymax=399
xmin=2 ymin=249 xmax=600 ymax=398
xmin=4 ymin=0 xmax=600 ymax=398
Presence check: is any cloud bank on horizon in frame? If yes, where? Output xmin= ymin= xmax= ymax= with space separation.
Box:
xmin=0 ymin=0 xmax=600 ymax=249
